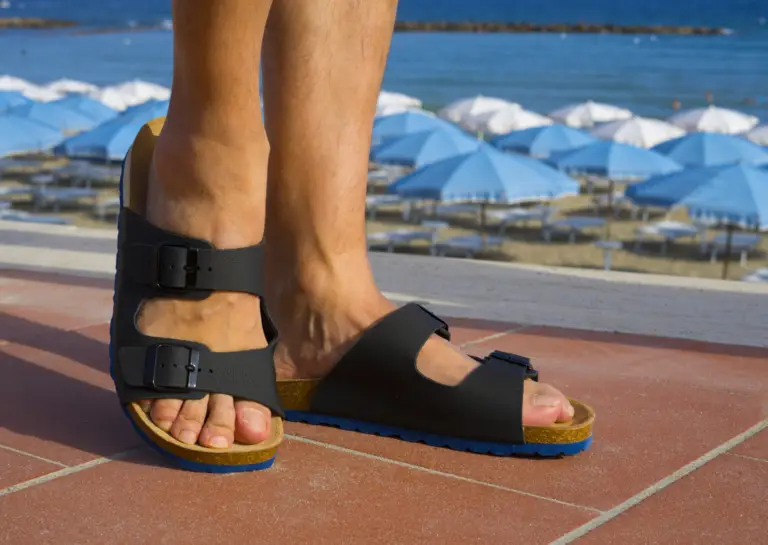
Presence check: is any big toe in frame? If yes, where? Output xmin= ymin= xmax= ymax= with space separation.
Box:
xmin=522 ymin=382 xmax=574 ymax=426
xmin=234 ymin=400 xmax=272 ymax=444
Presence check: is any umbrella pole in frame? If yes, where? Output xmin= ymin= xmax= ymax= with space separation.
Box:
xmin=604 ymin=179 xmax=614 ymax=240
xmin=480 ymin=203 xmax=487 ymax=249
xmin=721 ymin=224 xmax=734 ymax=280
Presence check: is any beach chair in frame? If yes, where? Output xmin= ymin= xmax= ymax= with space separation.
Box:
xmin=741 ymin=268 xmax=768 ymax=283
xmin=434 ymin=235 xmax=504 ymax=258
xmin=0 ymin=210 xmax=72 ymax=225
xmin=0 ymin=185 xmax=34 ymax=200
xmin=542 ymin=216 xmax=606 ymax=244
xmin=33 ymin=187 xmax=99 ymax=212
xmin=94 ymin=196 xmax=121 ymax=221
xmin=492 ymin=205 xmax=556 ymax=236
xmin=633 ymin=220 xmax=703 ymax=255
xmin=365 ymin=194 xmax=403 ymax=220
xmin=707 ymin=233 xmax=762 ymax=267
xmin=592 ymin=191 xmax=631 ymax=217
xmin=367 ymin=220 xmax=447 ymax=254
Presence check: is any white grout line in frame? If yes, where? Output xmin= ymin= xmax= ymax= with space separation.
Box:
xmin=284 ymin=434 xmax=602 ymax=514
xmin=458 ymin=326 xmax=530 ymax=348
xmin=0 ymin=444 xmax=68 ymax=468
xmin=728 ymin=453 xmax=768 ymax=464
xmin=0 ymin=447 xmax=141 ymax=498
xmin=549 ymin=419 xmax=768 ymax=545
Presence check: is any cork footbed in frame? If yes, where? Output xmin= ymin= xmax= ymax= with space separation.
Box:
xmin=277 ymin=379 xmax=594 ymax=446
xmin=121 ymin=117 xmax=282 ymax=468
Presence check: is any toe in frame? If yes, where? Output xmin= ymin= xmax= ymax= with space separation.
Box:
xmin=198 ymin=394 xmax=236 ymax=449
xmin=234 ymin=400 xmax=272 ymax=444
xmin=522 ymin=382 xmax=573 ymax=426
xmin=170 ymin=396 xmax=209 ymax=445
xmin=149 ymin=398 xmax=183 ymax=432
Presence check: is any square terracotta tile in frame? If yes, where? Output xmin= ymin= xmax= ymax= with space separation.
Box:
xmin=577 ymin=456 xmax=768 ymax=544
xmin=0 ymin=440 xmax=595 ymax=545
xmin=285 ymin=330 xmax=768 ymax=511
xmin=0 ymin=342 xmax=140 ymax=466
xmin=731 ymin=429 xmax=768 ymax=461
xmin=0 ymin=448 xmax=61 ymax=489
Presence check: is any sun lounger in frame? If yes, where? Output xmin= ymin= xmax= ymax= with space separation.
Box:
xmin=491 ymin=205 xmax=556 ymax=236
xmin=0 ymin=185 xmax=34 ymax=199
xmin=707 ymin=233 xmax=762 ymax=267
xmin=543 ymin=216 xmax=606 ymax=244
xmin=633 ymin=220 xmax=703 ymax=255
xmin=367 ymin=221 xmax=448 ymax=254
xmin=434 ymin=235 xmax=504 ymax=258
xmin=741 ymin=268 xmax=768 ymax=283
xmin=94 ymin=196 xmax=121 ymax=221
xmin=33 ymin=187 xmax=99 ymax=212
xmin=592 ymin=191 xmax=631 ymax=217
xmin=365 ymin=194 xmax=403 ymax=220
xmin=0 ymin=210 xmax=72 ymax=225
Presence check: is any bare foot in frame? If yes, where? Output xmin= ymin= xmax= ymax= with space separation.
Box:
xmin=270 ymin=277 xmax=574 ymax=428
xmin=136 ymin=132 xmax=273 ymax=448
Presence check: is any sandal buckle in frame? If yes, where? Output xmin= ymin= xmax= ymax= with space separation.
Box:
xmin=157 ymin=245 xmax=199 ymax=289
xmin=143 ymin=344 xmax=200 ymax=391
xmin=489 ymin=350 xmax=539 ymax=381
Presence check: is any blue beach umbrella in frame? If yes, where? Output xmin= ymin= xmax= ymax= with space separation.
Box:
xmin=389 ymin=144 xmax=579 ymax=203
xmin=121 ymin=99 xmax=169 ymax=121
xmin=372 ymin=111 xmax=455 ymax=144
xmin=370 ymin=127 xmax=480 ymax=167
xmin=626 ymin=164 xmax=768 ymax=278
xmin=54 ymin=116 xmax=148 ymax=160
xmin=652 ymin=132 xmax=768 ymax=167
xmin=550 ymin=140 xmax=683 ymax=180
xmin=52 ymin=95 xmax=117 ymax=124
xmin=0 ymin=90 xmax=31 ymax=112
xmin=0 ymin=114 xmax=64 ymax=157
xmin=8 ymin=101 xmax=99 ymax=133
xmin=492 ymin=124 xmax=596 ymax=158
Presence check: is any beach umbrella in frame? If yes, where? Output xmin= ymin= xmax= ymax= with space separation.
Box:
xmin=375 ymin=103 xmax=422 ymax=117
xmin=44 ymin=78 xmax=100 ymax=95
xmin=53 ymin=116 xmax=148 ymax=160
xmin=390 ymin=144 xmax=579 ymax=202
xmin=89 ymin=80 xmax=170 ymax=111
xmin=0 ymin=114 xmax=64 ymax=157
xmin=549 ymin=100 xmax=632 ymax=128
xmin=667 ymin=105 xmax=758 ymax=134
xmin=8 ymin=101 xmax=99 ymax=133
xmin=370 ymin=127 xmax=480 ymax=168
xmin=492 ymin=124 xmax=596 ymax=158
xmin=438 ymin=95 xmax=518 ymax=129
xmin=550 ymin=140 xmax=683 ymax=180
xmin=52 ymin=96 xmax=117 ymax=124
xmin=0 ymin=90 xmax=31 ymax=112
xmin=378 ymin=90 xmax=422 ymax=110
xmin=121 ymin=99 xmax=170 ymax=120
xmin=746 ymin=125 xmax=768 ymax=147
xmin=19 ymin=86 xmax=63 ymax=102
xmin=470 ymin=106 xmax=553 ymax=135
xmin=0 ymin=75 xmax=35 ymax=91
xmin=590 ymin=116 xmax=686 ymax=148
xmin=652 ymin=132 xmax=768 ymax=167
xmin=88 ymin=87 xmax=131 ymax=111
xmin=626 ymin=164 xmax=768 ymax=278
xmin=372 ymin=110 xmax=453 ymax=143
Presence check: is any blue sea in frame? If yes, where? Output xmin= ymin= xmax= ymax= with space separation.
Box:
xmin=0 ymin=0 xmax=766 ymax=121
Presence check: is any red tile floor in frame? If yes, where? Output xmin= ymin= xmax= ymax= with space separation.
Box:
xmin=1 ymin=269 xmax=767 ymax=544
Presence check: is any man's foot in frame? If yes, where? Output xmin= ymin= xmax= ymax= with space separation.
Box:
xmin=136 ymin=132 xmax=273 ymax=449
xmin=271 ymin=276 xmax=574 ymax=427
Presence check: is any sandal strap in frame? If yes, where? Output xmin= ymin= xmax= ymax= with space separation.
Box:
xmin=112 ymin=208 xmax=282 ymax=414
xmin=308 ymin=303 xmax=532 ymax=444
xmin=115 ymin=341 xmax=284 ymax=417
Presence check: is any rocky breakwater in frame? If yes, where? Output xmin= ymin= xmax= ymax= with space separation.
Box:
xmin=0 ymin=18 xmax=76 ymax=29
xmin=393 ymin=21 xmax=728 ymax=35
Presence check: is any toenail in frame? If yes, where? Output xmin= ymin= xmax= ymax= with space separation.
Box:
xmin=242 ymin=409 xmax=267 ymax=433
xmin=532 ymin=394 xmax=562 ymax=408
xmin=209 ymin=436 xmax=229 ymax=449
xmin=179 ymin=430 xmax=197 ymax=445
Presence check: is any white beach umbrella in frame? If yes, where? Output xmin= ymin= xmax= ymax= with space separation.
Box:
xmin=745 ymin=125 xmax=768 ymax=146
xmin=375 ymin=103 xmax=424 ymax=117
xmin=438 ymin=95 xmax=519 ymax=129
xmin=91 ymin=80 xmax=171 ymax=111
xmin=378 ymin=90 xmax=422 ymax=109
xmin=45 ymin=78 xmax=100 ymax=95
xmin=590 ymin=116 xmax=686 ymax=148
xmin=471 ymin=106 xmax=553 ymax=134
xmin=0 ymin=75 xmax=35 ymax=91
xmin=87 ymin=87 xmax=130 ymax=111
xmin=549 ymin=100 xmax=633 ymax=128
xmin=19 ymin=86 xmax=63 ymax=102
xmin=667 ymin=105 xmax=759 ymax=134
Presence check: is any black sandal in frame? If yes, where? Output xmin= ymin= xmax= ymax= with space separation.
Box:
xmin=110 ymin=118 xmax=284 ymax=473
xmin=277 ymin=303 xmax=594 ymax=456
